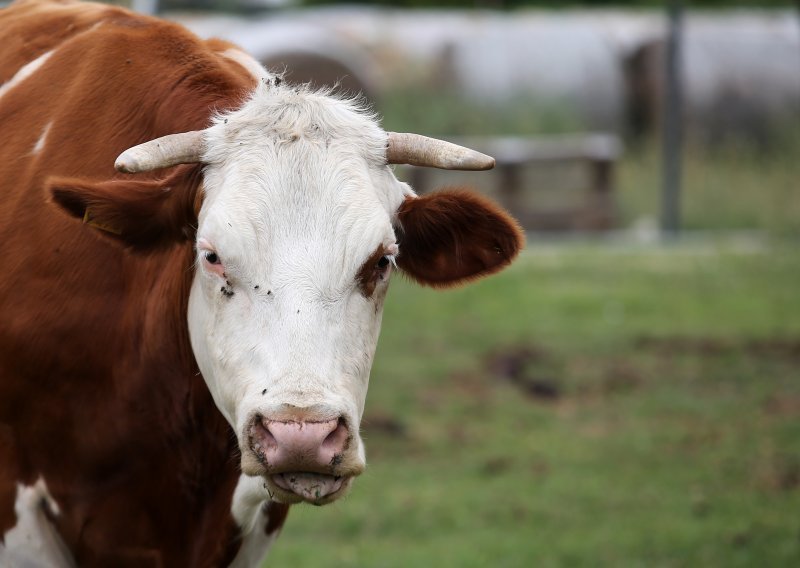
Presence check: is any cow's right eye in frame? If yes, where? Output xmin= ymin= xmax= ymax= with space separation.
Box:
xmin=199 ymin=245 xmax=225 ymax=277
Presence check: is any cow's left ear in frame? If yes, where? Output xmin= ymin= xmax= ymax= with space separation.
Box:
xmin=395 ymin=188 xmax=525 ymax=288
xmin=47 ymin=167 xmax=201 ymax=251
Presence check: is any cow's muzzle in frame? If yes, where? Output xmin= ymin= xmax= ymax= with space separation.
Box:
xmin=245 ymin=414 xmax=363 ymax=504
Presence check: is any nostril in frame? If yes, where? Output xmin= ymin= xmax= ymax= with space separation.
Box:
xmin=321 ymin=418 xmax=349 ymax=453
xmin=258 ymin=416 xmax=278 ymax=447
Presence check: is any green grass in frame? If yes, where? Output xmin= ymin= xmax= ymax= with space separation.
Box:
xmin=265 ymin=244 xmax=800 ymax=566
xmin=617 ymin=133 xmax=800 ymax=235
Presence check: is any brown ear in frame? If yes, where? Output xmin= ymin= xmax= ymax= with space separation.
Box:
xmin=48 ymin=167 xmax=201 ymax=251
xmin=395 ymin=188 xmax=525 ymax=288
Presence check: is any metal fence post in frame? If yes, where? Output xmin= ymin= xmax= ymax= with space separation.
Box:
xmin=661 ymin=0 xmax=684 ymax=237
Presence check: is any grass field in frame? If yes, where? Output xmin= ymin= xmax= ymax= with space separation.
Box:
xmin=617 ymin=134 xmax=800 ymax=235
xmin=265 ymin=243 xmax=800 ymax=566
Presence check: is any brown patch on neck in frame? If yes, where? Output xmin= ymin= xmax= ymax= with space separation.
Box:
xmin=264 ymin=501 xmax=291 ymax=535
xmin=0 ymin=424 xmax=22 ymax=535
xmin=356 ymin=245 xmax=386 ymax=297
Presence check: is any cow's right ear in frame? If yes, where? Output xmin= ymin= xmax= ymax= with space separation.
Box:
xmin=47 ymin=168 xmax=201 ymax=251
xmin=394 ymin=188 xmax=525 ymax=288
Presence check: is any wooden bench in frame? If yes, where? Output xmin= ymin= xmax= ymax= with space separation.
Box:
xmin=404 ymin=133 xmax=623 ymax=232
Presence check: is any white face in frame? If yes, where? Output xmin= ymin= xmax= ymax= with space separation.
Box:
xmin=187 ymin=83 xmax=411 ymax=504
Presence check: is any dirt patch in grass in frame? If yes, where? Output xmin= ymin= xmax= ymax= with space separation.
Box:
xmin=598 ymin=360 xmax=644 ymax=394
xmin=362 ymin=411 xmax=408 ymax=438
xmin=485 ymin=345 xmax=647 ymax=401
xmin=634 ymin=336 xmax=800 ymax=363
xmin=763 ymin=394 xmax=800 ymax=417
xmin=755 ymin=453 xmax=800 ymax=493
xmin=485 ymin=345 xmax=562 ymax=401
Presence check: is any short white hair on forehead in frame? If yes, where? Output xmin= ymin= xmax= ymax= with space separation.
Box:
xmin=193 ymin=77 xmax=411 ymax=302
xmin=202 ymin=78 xmax=389 ymax=172
xmin=195 ymin=77 xmax=413 ymax=273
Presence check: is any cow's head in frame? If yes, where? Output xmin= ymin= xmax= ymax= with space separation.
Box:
xmin=49 ymin=81 xmax=523 ymax=505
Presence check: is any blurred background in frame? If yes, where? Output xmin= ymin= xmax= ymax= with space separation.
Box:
xmin=80 ymin=0 xmax=800 ymax=564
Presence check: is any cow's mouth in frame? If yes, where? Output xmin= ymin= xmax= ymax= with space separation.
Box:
xmin=268 ymin=472 xmax=351 ymax=505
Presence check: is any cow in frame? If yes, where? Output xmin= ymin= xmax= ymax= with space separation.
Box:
xmin=0 ymin=0 xmax=524 ymax=565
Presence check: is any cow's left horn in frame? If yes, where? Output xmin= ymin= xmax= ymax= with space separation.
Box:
xmin=115 ymin=131 xmax=205 ymax=173
xmin=386 ymin=132 xmax=495 ymax=171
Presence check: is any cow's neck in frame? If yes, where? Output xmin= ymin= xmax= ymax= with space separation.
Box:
xmin=46 ymin=242 xmax=242 ymax=562
xmin=128 ymin=205 xmax=244 ymax=482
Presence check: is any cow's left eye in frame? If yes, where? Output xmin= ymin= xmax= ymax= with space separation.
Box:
xmin=376 ymin=256 xmax=390 ymax=270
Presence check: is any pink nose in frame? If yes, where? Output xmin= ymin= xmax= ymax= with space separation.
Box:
xmin=252 ymin=417 xmax=349 ymax=472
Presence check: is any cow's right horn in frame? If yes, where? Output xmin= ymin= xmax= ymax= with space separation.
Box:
xmin=115 ymin=131 xmax=205 ymax=173
xmin=386 ymin=132 xmax=495 ymax=170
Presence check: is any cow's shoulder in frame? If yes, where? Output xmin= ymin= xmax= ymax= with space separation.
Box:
xmin=0 ymin=0 xmax=257 ymax=118
xmin=0 ymin=0 xmax=131 ymax=81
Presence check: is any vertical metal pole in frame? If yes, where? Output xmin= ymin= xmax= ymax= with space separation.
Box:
xmin=661 ymin=0 xmax=684 ymax=237
xmin=796 ymin=1 xmax=800 ymax=36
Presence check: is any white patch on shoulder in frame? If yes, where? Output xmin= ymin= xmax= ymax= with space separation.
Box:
xmin=0 ymin=477 xmax=75 ymax=567
xmin=32 ymin=122 xmax=52 ymax=155
xmin=0 ymin=50 xmax=55 ymax=102
xmin=229 ymin=475 xmax=280 ymax=568
xmin=221 ymin=48 xmax=269 ymax=83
